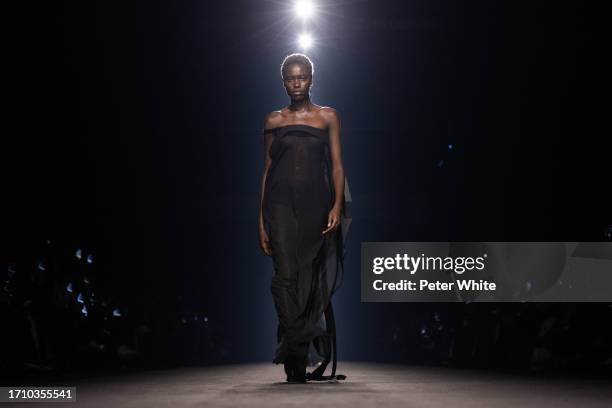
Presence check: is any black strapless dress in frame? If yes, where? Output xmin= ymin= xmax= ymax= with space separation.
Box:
xmin=261 ymin=124 xmax=351 ymax=380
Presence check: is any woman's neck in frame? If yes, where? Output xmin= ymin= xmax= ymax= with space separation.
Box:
xmin=288 ymin=98 xmax=313 ymax=112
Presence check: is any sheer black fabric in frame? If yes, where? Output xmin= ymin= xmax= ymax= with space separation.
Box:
xmin=261 ymin=124 xmax=352 ymax=380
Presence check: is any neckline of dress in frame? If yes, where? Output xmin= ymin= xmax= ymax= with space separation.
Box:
xmin=266 ymin=124 xmax=328 ymax=133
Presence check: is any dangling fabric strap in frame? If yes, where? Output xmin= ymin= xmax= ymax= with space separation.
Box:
xmin=305 ymin=213 xmax=348 ymax=381
xmin=306 ymin=300 xmax=347 ymax=381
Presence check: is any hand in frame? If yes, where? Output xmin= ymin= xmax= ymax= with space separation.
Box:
xmin=322 ymin=206 xmax=341 ymax=235
xmin=259 ymin=226 xmax=272 ymax=256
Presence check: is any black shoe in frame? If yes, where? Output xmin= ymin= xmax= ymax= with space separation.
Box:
xmin=286 ymin=370 xmax=306 ymax=383
xmin=284 ymin=362 xmax=295 ymax=382
xmin=285 ymin=357 xmax=306 ymax=383
xmin=289 ymin=360 xmax=307 ymax=383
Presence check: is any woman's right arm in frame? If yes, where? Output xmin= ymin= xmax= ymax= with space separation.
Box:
xmin=258 ymin=139 xmax=272 ymax=231
xmin=259 ymin=114 xmax=275 ymax=224
xmin=258 ymin=113 xmax=275 ymax=255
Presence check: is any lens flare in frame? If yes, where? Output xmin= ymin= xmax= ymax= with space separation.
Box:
xmin=294 ymin=1 xmax=315 ymax=20
xmin=298 ymin=32 xmax=313 ymax=49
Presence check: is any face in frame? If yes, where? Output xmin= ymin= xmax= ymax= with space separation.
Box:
xmin=282 ymin=63 xmax=312 ymax=101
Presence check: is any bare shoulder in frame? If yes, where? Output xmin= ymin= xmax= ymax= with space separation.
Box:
xmin=319 ymin=106 xmax=341 ymax=128
xmin=263 ymin=110 xmax=283 ymax=130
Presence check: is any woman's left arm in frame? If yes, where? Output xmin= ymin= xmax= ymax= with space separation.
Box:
xmin=322 ymin=107 xmax=345 ymax=234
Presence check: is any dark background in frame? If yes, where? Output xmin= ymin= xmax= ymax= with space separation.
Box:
xmin=3 ymin=0 xmax=610 ymax=378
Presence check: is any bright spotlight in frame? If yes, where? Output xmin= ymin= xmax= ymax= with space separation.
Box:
xmin=298 ymin=32 xmax=313 ymax=49
xmin=294 ymin=0 xmax=315 ymax=20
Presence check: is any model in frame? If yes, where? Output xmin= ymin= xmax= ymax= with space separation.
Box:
xmin=259 ymin=53 xmax=350 ymax=383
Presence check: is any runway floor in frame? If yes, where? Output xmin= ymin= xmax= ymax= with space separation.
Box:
xmin=11 ymin=362 xmax=612 ymax=407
